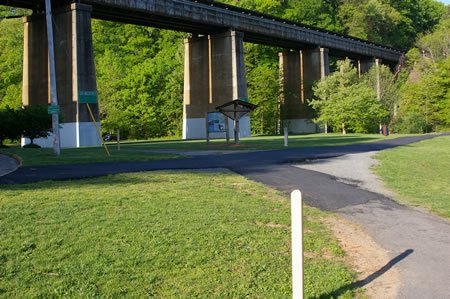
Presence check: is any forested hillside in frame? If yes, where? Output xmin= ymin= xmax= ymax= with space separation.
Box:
xmin=0 ymin=1 xmax=448 ymax=139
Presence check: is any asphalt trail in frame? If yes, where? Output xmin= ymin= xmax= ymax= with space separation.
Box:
xmin=0 ymin=134 xmax=445 ymax=185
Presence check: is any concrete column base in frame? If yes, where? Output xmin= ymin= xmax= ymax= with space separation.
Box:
xmin=282 ymin=119 xmax=319 ymax=134
xmin=183 ymin=116 xmax=251 ymax=140
xmin=21 ymin=122 xmax=102 ymax=148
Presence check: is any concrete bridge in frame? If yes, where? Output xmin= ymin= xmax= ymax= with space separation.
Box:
xmin=1 ymin=0 xmax=404 ymax=146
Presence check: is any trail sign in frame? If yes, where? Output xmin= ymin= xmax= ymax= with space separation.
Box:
xmin=47 ymin=105 xmax=60 ymax=114
xmin=78 ymin=91 xmax=98 ymax=104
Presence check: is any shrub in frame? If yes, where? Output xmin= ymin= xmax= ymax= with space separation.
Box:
xmin=391 ymin=112 xmax=431 ymax=133
xmin=20 ymin=105 xmax=52 ymax=145
xmin=0 ymin=107 xmax=21 ymax=146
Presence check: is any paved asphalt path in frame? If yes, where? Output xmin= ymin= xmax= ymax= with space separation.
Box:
xmin=0 ymin=134 xmax=445 ymax=185
xmin=1 ymin=133 xmax=449 ymax=298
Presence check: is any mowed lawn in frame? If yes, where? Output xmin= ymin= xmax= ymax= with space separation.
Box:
xmin=373 ymin=135 xmax=450 ymax=218
xmin=0 ymin=147 xmax=182 ymax=167
xmin=120 ymin=133 xmax=410 ymax=151
xmin=0 ymin=172 xmax=357 ymax=298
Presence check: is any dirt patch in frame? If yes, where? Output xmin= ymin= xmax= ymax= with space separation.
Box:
xmin=323 ymin=216 xmax=400 ymax=299
xmin=254 ymin=220 xmax=291 ymax=230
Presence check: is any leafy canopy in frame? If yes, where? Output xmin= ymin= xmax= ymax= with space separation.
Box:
xmin=309 ymin=59 xmax=388 ymax=134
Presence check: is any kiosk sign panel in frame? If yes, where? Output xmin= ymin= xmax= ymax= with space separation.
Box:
xmin=207 ymin=112 xmax=227 ymax=132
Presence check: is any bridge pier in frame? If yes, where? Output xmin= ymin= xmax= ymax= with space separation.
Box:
xmin=279 ymin=48 xmax=329 ymax=133
xmin=22 ymin=3 xmax=101 ymax=148
xmin=183 ymin=31 xmax=250 ymax=140
xmin=358 ymin=58 xmax=382 ymax=100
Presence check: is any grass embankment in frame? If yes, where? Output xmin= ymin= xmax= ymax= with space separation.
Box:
xmin=120 ymin=133 xmax=407 ymax=151
xmin=373 ymin=135 xmax=450 ymax=218
xmin=0 ymin=172 xmax=358 ymax=298
xmin=0 ymin=147 xmax=182 ymax=167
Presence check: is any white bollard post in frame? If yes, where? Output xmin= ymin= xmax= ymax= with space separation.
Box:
xmin=291 ymin=189 xmax=304 ymax=299
xmin=284 ymin=127 xmax=288 ymax=147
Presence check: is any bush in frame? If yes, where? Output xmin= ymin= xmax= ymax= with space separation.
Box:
xmin=0 ymin=107 xmax=22 ymax=146
xmin=391 ymin=112 xmax=431 ymax=133
xmin=0 ymin=105 xmax=53 ymax=147
xmin=21 ymin=105 xmax=52 ymax=145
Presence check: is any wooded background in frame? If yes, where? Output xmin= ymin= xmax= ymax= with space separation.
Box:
xmin=1 ymin=0 xmax=448 ymax=139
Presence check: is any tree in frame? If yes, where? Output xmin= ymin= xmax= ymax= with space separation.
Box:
xmin=309 ymin=59 xmax=388 ymax=134
xmin=397 ymin=12 xmax=450 ymax=131
xmin=364 ymin=64 xmax=402 ymax=124
xmin=248 ymin=63 xmax=280 ymax=135
xmin=0 ymin=107 xmax=21 ymax=146
xmin=0 ymin=14 xmax=24 ymax=110
xmin=21 ymin=105 xmax=52 ymax=146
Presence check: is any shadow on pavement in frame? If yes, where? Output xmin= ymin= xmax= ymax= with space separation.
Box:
xmin=319 ymin=249 xmax=414 ymax=298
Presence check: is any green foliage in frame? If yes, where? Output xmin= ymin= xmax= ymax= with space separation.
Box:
xmin=399 ymin=13 xmax=449 ymax=131
xmin=364 ymin=64 xmax=402 ymax=123
xmin=93 ymin=21 xmax=185 ymax=139
xmin=20 ymin=105 xmax=52 ymax=144
xmin=338 ymin=0 xmax=402 ymax=46
xmin=247 ymin=61 xmax=280 ymax=134
xmin=391 ymin=112 xmax=429 ymax=133
xmin=309 ymin=59 xmax=388 ymax=134
xmin=0 ymin=16 xmax=24 ymax=110
xmin=0 ymin=107 xmax=21 ymax=146
xmin=337 ymin=0 xmax=445 ymax=49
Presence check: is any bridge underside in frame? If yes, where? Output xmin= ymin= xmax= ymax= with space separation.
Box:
xmin=1 ymin=0 xmax=403 ymax=64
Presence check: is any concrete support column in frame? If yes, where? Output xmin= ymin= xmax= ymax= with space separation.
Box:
xmin=279 ymin=48 xmax=329 ymax=133
xmin=22 ymin=3 xmax=101 ymax=148
xmin=359 ymin=58 xmax=382 ymax=99
xmin=183 ymin=31 xmax=250 ymax=139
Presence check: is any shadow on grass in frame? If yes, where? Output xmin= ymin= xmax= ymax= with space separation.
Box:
xmin=319 ymin=249 xmax=414 ymax=298
xmin=0 ymin=172 xmax=166 ymax=192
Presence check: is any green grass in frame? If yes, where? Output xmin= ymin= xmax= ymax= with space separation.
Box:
xmin=0 ymin=172 xmax=358 ymax=298
xmin=0 ymin=146 xmax=183 ymax=167
xmin=373 ymin=135 xmax=450 ymax=218
xmin=119 ymin=133 xmax=413 ymax=151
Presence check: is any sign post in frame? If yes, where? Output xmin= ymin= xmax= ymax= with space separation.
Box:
xmin=45 ymin=0 xmax=61 ymax=155
xmin=78 ymin=91 xmax=110 ymax=156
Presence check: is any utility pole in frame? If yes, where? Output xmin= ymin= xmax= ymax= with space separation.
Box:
xmin=45 ymin=0 xmax=61 ymax=155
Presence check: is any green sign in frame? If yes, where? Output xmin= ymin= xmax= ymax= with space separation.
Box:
xmin=239 ymin=97 xmax=248 ymax=102
xmin=78 ymin=91 xmax=98 ymax=104
xmin=48 ymin=105 xmax=60 ymax=114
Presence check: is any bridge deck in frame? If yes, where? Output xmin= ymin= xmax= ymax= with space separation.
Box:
xmin=1 ymin=0 xmax=404 ymax=63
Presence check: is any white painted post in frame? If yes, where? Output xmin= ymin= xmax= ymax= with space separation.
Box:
xmin=284 ymin=127 xmax=288 ymax=147
xmin=291 ymin=189 xmax=304 ymax=299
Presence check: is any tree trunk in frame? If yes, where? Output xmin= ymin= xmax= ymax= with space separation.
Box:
xmin=342 ymin=123 xmax=346 ymax=135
